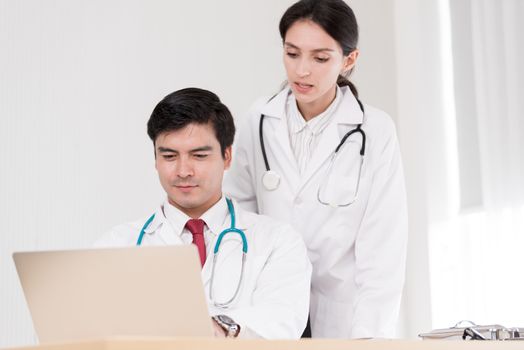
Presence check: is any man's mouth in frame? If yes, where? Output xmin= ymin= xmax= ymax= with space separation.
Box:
xmin=174 ymin=184 xmax=197 ymax=192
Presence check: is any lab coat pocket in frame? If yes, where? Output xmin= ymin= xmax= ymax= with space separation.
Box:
xmin=319 ymin=138 xmax=365 ymax=203
xmin=319 ymin=174 xmax=360 ymax=206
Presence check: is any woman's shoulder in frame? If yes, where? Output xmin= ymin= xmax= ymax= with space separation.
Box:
xmin=245 ymin=87 xmax=288 ymax=119
xmin=249 ymin=95 xmax=273 ymax=113
xmin=244 ymin=96 xmax=275 ymax=123
xmin=236 ymin=93 xmax=279 ymax=134
xmin=363 ymin=104 xmax=396 ymax=131
xmin=338 ymin=86 xmax=397 ymax=134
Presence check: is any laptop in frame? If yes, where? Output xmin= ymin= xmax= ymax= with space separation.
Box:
xmin=13 ymin=245 xmax=213 ymax=343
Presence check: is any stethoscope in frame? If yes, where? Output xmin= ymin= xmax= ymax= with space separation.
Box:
xmin=136 ymin=198 xmax=248 ymax=308
xmin=259 ymin=98 xmax=366 ymax=207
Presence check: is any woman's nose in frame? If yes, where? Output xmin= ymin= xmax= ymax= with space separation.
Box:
xmin=296 ymin=58 xmax=311 ymax=78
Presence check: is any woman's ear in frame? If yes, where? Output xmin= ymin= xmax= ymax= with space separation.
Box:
xmin=342 ymin=49 xmax=360 ymax=74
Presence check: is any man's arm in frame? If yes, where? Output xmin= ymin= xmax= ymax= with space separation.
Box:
xmin=221 ymin=223 xmax=312 ymax=339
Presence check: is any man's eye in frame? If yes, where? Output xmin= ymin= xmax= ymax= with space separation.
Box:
xmin=194 ymin=154 xmax=208 ymax=159
xmin=162 ymin=154 xmax=175 ymax=160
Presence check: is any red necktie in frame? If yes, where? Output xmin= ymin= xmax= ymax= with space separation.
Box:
xmin=185 ymin=219 xmax=206 ymax=267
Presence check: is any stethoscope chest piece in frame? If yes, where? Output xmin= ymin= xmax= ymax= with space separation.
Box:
xmin=262 ymin=170 xmax=280 ymax=191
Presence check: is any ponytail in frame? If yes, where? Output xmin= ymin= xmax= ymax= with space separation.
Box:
xmin=337 ymin=75 xmax=358 ymax=98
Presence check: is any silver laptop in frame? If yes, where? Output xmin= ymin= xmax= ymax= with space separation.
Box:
xmin=13 ymin=246 xmax=213 ymax=343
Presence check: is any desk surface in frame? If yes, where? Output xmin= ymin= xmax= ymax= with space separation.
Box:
xmin=5 ymin=337 xmax=524 ymax=350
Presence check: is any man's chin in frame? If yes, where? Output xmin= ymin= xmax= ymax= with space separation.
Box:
xmin=168 ymin=195 xmax=199 ymax=208
xmin=167 ymin=193 xmax=221 ymax=217
xmin=171 ymin=199 xmax=198 ymax=209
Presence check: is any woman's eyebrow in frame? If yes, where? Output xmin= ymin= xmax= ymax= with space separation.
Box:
xmin=284 ymin=42 xmax=334 ymax=53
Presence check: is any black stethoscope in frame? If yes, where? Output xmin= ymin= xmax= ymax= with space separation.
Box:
xmin=259 ymin=98 xmax=366 ymax=207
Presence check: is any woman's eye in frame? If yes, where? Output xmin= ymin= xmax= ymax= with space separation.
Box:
xmin=286 ymin=52 xmax=299 ymax=58
xmin=315 ymin=57 xmax=329 ymax=63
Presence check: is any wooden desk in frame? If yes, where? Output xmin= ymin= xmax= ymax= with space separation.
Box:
xmin=5 ymin=338 xmax=524 ymax=350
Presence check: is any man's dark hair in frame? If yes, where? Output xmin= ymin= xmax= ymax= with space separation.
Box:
xmin=147 ymin=88 xmax=235 ymax=157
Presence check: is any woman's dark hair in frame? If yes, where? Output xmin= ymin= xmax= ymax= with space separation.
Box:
xmin=279 ymin=0 xmax=359 ymax=97
xmin=147 ymin=88 xmax=235 ymax=158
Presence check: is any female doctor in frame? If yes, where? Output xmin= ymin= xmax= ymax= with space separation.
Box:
xmin=224 ymin=0 xmax=408 ymax=339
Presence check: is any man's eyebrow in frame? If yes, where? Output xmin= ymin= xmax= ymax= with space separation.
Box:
xmin=190 ymin=146 xmax=213 ymax=153
xmin=156 ymin=146 xmax=214 ymax=153
xmin=157 ymin=147 xmax=177 ymax=153
xmin=284 ymin=42 xmax=335 ymax=53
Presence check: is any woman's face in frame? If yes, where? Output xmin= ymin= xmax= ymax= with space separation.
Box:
xmin=283 ymin=20 xmax=358 ymax=109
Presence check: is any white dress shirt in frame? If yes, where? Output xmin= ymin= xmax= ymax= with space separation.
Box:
xmin=286 ymin=86 xmax=342 ymax=174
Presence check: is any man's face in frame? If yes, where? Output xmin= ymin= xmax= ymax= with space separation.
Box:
xmin=155 ymin=122 xmax=231 ymax=218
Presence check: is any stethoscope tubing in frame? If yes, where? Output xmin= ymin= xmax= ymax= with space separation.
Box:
xmin=136 ymin=198 xmax=248 ymax=308
xmin=259 ymin=96 xmax=367 ymax=206
xmin=260 ymin=98 xmax=366 ymax=173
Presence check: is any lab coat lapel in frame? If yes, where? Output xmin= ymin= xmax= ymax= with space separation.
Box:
xmin=297 ymin=88 xmax=364 ymax=195
xmin=260 ymin=89 xmax=301 ymax=193
xmin=146 ymin=205 xmax=185 ymax=246
xmin=263 ymin=118 xmax=300 ymax=190
xmin=298 ymin=121 xmax=341 ymax=192
xmin=157 ymin=219 xmax=185 ymax=245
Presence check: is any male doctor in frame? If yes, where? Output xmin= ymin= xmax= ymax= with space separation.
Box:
xmin=95 ymin=88 xmax=311 ymax=339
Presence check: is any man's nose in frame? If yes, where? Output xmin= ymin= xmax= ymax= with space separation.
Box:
xmin=176 ymin=157 xmax=194 ymax=178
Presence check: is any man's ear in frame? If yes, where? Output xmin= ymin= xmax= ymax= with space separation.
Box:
xmin=153 ymin=144 xmax=158 ymax=169
xmin=223 ymin=146 xmax=232 ymax=170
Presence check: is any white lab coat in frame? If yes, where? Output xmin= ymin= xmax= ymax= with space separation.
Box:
xmin=223 ymin=86 xmax=408 ymax=338
xmin=95 ymin=198 xmax=311 ymax=339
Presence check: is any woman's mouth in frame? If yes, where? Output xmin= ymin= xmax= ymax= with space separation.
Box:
xmin=294 ymin=82 xmax=313 ymax=94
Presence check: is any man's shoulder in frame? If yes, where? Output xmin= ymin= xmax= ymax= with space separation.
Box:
xmin=238 ymin=206 xmax=301 ymax=242
xmin=93 ymin=217 xmax=150 ymax=248
xmin=236 ymin=206 xmax=308 ymax=262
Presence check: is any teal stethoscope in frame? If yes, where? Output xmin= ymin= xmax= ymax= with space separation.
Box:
xmin=136 ymin=198 xmax=248 ymax=309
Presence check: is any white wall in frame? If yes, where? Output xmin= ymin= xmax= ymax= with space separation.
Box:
xmin=0 ymin=1 xmax=407 ymax=346
xmin=0 ymin=1 xmax=294 ymax=346
xmin=350 ymin=0 xmax=398 ymax=121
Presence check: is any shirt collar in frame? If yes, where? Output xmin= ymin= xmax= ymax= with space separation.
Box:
xmin=286 ymin=85 xmax=342 ymax=134
xmin=159 ymin=196 xmax=229 ymax=238
xmin=161 ymin=198 xmax=191 ymax=237
xmin=200 ymin=196 xmax=229 ymax=237
xmin=261 ymin=85 xmax=363 ymax=125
